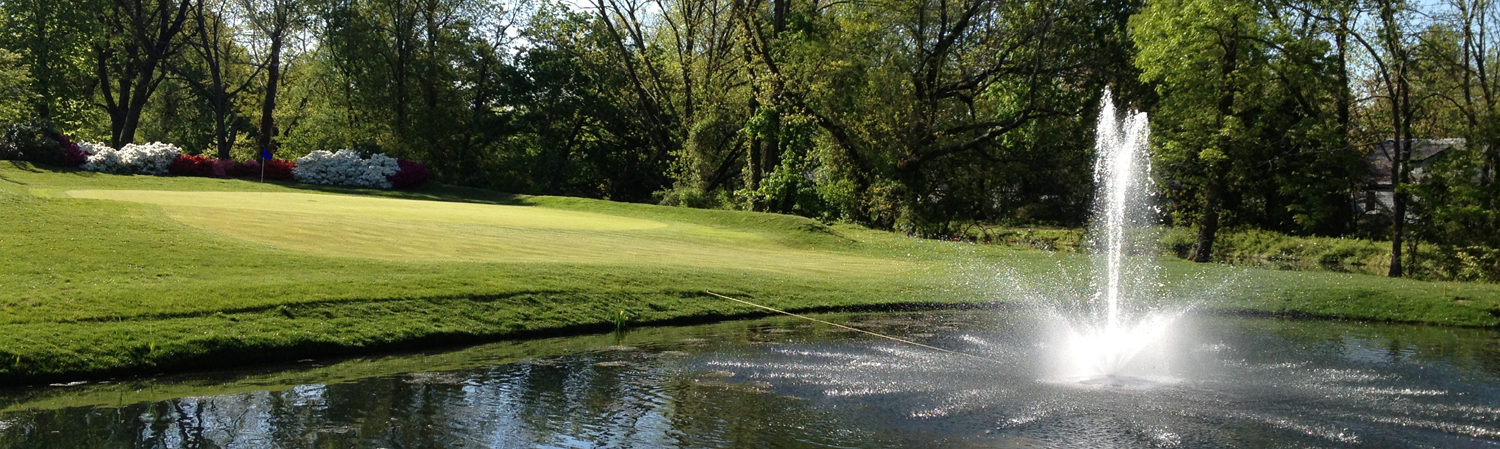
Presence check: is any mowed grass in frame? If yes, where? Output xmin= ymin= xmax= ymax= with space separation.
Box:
xmin=64 ymin=189 xmax=904 ymax=276
xmin=1 ymin=161 xmax=1498 ymax=383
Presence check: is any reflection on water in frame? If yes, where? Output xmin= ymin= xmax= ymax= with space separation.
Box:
xmin=1 ymin=312 xmax=1498 ymax=448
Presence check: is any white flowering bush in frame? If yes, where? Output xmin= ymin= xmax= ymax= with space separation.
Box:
xmin=81 ymin=147 xmax=126 ymax=173
xmin=76 ymin=141 xmax=109 ymax=155
xmin=361 ymin=153 xmax=400 ymax=188
xmin=81 ymin=141 xmax=180 ymax=175
xmin=294 ymin=149 xmax=399 ymax=189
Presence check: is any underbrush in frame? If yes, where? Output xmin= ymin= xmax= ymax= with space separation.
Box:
xmin=956 ymin=221 xmax=1499 ymax=283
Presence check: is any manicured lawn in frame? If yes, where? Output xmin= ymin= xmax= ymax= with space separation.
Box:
xmin=1 ymin=162 xmax=1497 ymax=383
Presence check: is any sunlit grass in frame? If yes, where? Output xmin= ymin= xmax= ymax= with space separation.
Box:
xmin=0 ymin=161 xmax=1497 ymax=383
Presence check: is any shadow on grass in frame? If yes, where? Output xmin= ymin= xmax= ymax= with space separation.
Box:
xmin=276 ymin=181 xmax=531 ymax=206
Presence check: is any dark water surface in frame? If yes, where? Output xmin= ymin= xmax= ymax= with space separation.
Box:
xmin=1 ymin=311 xmax=1498 ymax=448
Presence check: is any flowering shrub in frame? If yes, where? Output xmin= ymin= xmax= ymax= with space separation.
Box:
xmin=264 ymin=159 xmax=295 ymax=180
xmin=59 ymin=135 xmax=86 ymax=167
xmin=81 ymin=147 xmax=126 ymax=173
xmin=294 ymin=149 xmax=399 ymax=188
xmin=76 ymin=141 xmax=109 ymax=156
xmin=228 ymin=160 xmax=260 ymax=178
xmin=388 ymin=159 xmax=429 ymax=189
xmin=167 ymin=154 xmax=216 ymax=177
xmin=83 ymin=142 xmax=180 ymax=175
xmin=213 ymin=159 xmax=234 ymax=177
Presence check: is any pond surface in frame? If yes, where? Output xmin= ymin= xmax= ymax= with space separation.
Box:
xmin=1 ymin=311 xmax=1498 ymax=448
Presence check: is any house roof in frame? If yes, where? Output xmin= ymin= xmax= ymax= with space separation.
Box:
xmin=1363 ymin=138 xmax=1465 ymax=187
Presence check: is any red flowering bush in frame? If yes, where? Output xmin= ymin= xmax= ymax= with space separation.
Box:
xmin=387 ymin=159 xmax=429 ymax=189
xmin=213 ymin=159 xmax=234 ymax=177
xmin=222 ymin=159 xmax=295 ymax=180
xmin=263 ymin=159 xmax=295 ymax=180
xmin=167 ymin=154 xmax=216 ymax=177
xmin=228 ymin=160 xmax=260 ymax=178
xmin=59 ymin=135 xmax=86 ymax=167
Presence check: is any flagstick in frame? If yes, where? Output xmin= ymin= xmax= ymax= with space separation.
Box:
xmin=260 ymin=156 xmax=265 ymax=183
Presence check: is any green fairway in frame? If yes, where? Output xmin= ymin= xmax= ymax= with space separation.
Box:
xmin=1 ymin=162 xmax=1498 ymax=383
xmin=62 ymin=189 xmax=903 ymax=275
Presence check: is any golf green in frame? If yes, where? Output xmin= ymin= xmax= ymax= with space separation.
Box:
xmin=65 ymin=189 xmax=907 ymax=275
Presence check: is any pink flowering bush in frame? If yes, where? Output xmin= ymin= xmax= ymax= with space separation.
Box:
xmin=59 ymin=135 xmax=86 ymax=167
xmin=388 ymin=159 xmax=429 ymax=189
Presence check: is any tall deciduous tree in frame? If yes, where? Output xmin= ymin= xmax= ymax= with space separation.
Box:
xmin=0 ymin=0 xmax=100 ymax=127
xmin=95 ymin=0 xmax=199 ymax=147
xmin=171 ymin=0 xmax=264 ymax=158
xmin=239 ymin=0 xmax=311 ymax=158
xmin=1133 ymin=0 xmax=1262 ymax=262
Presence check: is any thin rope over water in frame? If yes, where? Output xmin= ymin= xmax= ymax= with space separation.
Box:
xmin=704 ymin=291 xmax=1001 ymax=365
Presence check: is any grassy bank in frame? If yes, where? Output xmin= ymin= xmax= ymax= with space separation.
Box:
xmin=2 ymin=162 xmax=1499 ymax=384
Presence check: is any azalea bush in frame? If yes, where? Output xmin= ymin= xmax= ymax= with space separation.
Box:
xmin=388 ymin=159 xmax=429 ymax=189
xmin=59 ymin=135 xmax=86 ymax=167
xmin=82 ymin=142 xmax=181 ymax=175
xmin=224 ymin=159 xmax=296 ymax=180
xmin=168 ymin=154 xmax=216 ymax=177
xmin=228 ymin=160 xmax=260 ymax=178
xmin=76 ymin=141 xmax=109 ymax=156
xmin=294 ymin=149 xmax=401 ymax=188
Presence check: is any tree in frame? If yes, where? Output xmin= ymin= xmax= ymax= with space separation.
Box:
xmin=94 ymin=0 xmax=199 ymax=146
xmin=1133 ymin=0 xmax=1262 ymax=262
xmin=1339 ymin=0 xmax=1421 ymax=276
xmin=0 ymin=0 xmax=101 ymax=128
xmin=239 ymin=0 xmax=312 ymax=158
xmin=170 ymin=0 xmax=264 ymax=158
xmin=0 ymin=49 xmax=35 ymax=122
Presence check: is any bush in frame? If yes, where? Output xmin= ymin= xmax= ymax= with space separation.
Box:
xmin=0 ymin=118 xmax=63 ymax=166
xmin=82 ymin=142 xmax=181 ymax=175
xmin=228 ymin=160 xmax=260 ymax=178
xmin=387 ymin=159 xmax=429 ymax=189
xmin=59 ymin=135 xmax=86 ymax=167
xmin=167 ymin=154 xmax=216 ymax=177
xmin=76 ymin=141 xmax=109 ymax=156
xmin=294 ymin=149 xmax=398 ymax=188
xmin=213 ymin=159 xmax=234 ymax=177
xmin=263 ymin=159 xmax=295 ymax=181
xmin=223 ymin=158 xmax=296 ymax=180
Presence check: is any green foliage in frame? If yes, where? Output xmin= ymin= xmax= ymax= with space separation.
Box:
xmin=1133 ymin=0 xmax=1355 ymax=237
xmin=0 ymin=49 xmax=32 ymax=122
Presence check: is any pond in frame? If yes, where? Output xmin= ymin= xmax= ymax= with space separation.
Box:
xmin=1 ymin=311 xmax=1498 ymax=448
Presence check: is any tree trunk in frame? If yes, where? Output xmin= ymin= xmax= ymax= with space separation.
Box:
xmin=1389 ymin=80 xmax=1409 ymax=278
xmin=748 ymin=96 xmax=763 ymax=197
xmin=1192 ymin=169 xmax=1227 ymax=262
xmin=773 ymin=0 xmax=787 ymax=34
xmin=257 ymin=32 xmax=283 ymax=158
xmin=1192 ymin=30 xmax=1240 ymax=263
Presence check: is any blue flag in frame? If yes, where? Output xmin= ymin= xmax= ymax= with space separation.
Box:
xmin=261 ymin=148 xmax=272 ymax=161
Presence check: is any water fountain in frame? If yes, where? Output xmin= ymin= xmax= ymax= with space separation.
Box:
xmin=1053 ymin=89 xmax=1180 ymax=384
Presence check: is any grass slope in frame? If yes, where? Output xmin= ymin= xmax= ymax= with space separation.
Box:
xmin=1 ymin=162 xmax=1498 ymax=383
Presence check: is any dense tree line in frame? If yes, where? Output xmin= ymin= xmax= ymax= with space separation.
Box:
xmin=2 ymin=0 xmax=1499 ymax=277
